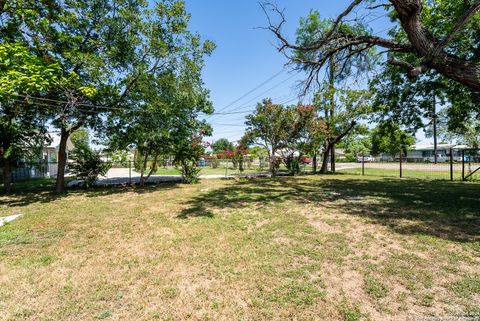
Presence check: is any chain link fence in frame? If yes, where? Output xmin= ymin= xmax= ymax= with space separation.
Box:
xmin=337 ymin=148 xmax=480 ymax=181
xmin=2 ymin=149 xmax=479 ymax=192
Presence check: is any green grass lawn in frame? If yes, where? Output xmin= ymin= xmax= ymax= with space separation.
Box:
xmin=155 ymin=164 xmax=309 ymax=176
xmin=0 ymin=175 xmax=479 ymax=320
xmin=155 ymin=166 xmax=267 ymax=176
xmin=339 ymin=167 xmax=469 ymax=180
xmin=0 ymin=177 xmax=57 ymax=193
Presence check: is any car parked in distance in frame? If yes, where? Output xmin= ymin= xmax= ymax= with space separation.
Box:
xmin=300 ymin=156 xmax=312 ymax=164
xmin=357 ymin=156 xmax=375 ymax=162
xmin=424 ymin=154 xmax=447 ymax=163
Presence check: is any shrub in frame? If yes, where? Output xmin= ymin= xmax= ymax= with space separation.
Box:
xmin=209 ymin=156 xmax=220 ymax=169
xmin=178 ymin=159 xmax=201 ymax=184
xmin=285 ymin=156 xmax=301 ymax=175
xmin=70 ymin=146 xmax=111 ymax=188
xmin=174 ymin=131 xmax=207 ymax=184
xmin=224 ymin=145 xmax=248 ymax=172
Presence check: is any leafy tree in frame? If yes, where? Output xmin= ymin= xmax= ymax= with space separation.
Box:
xmin=248 ymin=146 xmax=268 ymax=158
xmin=370 ymin=122 xmax=416 ymax=158
xmin=313 ymin=85 xmax=371 ymax=173
xmin=70 ymin=128 xmax=90 ymax=150
xmin=245 ymin=99 xmax=294 ymax=176
xmin=107 ymin=56 xmax=213 ymax=186
xmin=245 ymin=100 xmax=320 ymax=176
xmin=70 ymin=145 xmax=111 ymax=188
xmin=340 ymin=134 xmax=372 ymax=161
xmin=424 ymin=110 xmax=480 ymax=148
xmin=459 ymin=122 xmax=480 ymax=148
xmin=173 ymin=131 xmax=208 ymax=184
xmin=212 ymin=138 xmax=234 ymax=155
xmin=277 ymin=104 xmax=317 ymax=175
xmin=2 ymin=0 xmax=213 ymax=193
xmin=0 ymin=42 xmax=66 ymax=193
xmin=263 ymin=0 xmax=480 ymax=92
xmin=369 ymin=52 xmax=480 ymax=150
xmin=224 ymin=144 xmax=248 ymax=172
xmin=247 ymin=146 xmax=269 ymax=170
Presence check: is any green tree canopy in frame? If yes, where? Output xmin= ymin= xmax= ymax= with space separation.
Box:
xmin=245 ymin=99 xmax=294 ymax=176
xmin=1 ymin=0 xmax=214 ymax=192
xmin=0 ymin=42 xmax=69 ymax=193
xmin=370 ymin=122 xmax=416 ymax=157
xmin=212 ymin=138 xmax=234 ymax=154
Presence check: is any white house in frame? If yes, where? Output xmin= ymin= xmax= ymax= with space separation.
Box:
xmin=9 ymin=132 xmax=74 ymax=181
xmin=41 ymin=132 xmax=75 ymax=177
xmin=380 ymin=144 xmax=470 ymax=163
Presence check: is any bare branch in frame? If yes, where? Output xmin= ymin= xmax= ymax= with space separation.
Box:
xmin=263 ymin=0 xmax=480 ymax=92
xmin=366 ymin=3 xmax=391 ymax=10
xmin=320 ymin=0 xmax=365 ymax=44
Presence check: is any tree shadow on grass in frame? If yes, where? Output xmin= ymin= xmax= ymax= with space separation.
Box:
xmin=0 ymin=181 xmax=180 ymax=208
xmin=178 ymin=176 xmax=480 ymax=243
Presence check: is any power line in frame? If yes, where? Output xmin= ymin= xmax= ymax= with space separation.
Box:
xmin=208 ymin=69 xmax=286 ymax=117
xmin=226 ymin=72 xmax=299 ymax=109
xmin=3 ymin=97 xmax=120 ymax=115
xmin=234 ymin=93 xmax=292 ymax=110
xmin=208 ymin=71 xmax=301 ymax=121
xmin=0 ymin=92 xmax=126 ymax=111
xmin=212 ymin=128 xmax=246 ymax=135
xmin=211 ymin=123 xmax=246 ymax=127
xmin=208 ymin=93 xmax=292 ymax=116
xmin=210 ymin=96 xmax=299 ymax=116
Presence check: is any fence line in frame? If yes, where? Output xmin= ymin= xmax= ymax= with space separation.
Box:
xmin=1 ymin=149 xmax=479 ymax=190
xmin=343 ymin=148 xmax=480 ymax=181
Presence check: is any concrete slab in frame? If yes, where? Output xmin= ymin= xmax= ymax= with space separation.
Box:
xmin=0 ymin=214 xmax=22 ymax=227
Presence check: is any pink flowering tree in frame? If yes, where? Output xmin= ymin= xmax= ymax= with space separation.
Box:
xmin=174 ymin=130 xmax=210 ymax=184
xmin=224 ymin=144 xmax=248 ymax=172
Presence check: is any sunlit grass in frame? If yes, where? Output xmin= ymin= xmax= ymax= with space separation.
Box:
xmin=0 ymin=175 xmax=478 ymax=320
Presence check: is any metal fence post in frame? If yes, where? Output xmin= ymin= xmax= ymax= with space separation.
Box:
xmin=462 ymin=149 xmax=465 ymax=181
xmin=129 ymin=160 xmax=132 ymax=185
xmin=399 ymin=151 xmax=403 ymax=178
xmin=362 ymin=155 xmax=365 ymax=176
xmin=449 ymin=147 xmax=453 ymax=181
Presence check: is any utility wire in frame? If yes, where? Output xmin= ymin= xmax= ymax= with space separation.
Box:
xmin=0 ymin=92 xmax=126 ymax=111
xmin=208 ymin=69 xmax=286 ymax=117
xmin=208 ymin=71 xmax=300 ymax=121
xmin=211 ymin=123 xmax=247 ymax=127
xmin=210 ymin=96 xmax=299 ymax=116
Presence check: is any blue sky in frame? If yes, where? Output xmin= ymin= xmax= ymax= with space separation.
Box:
xmin=183 ymin=0 xmax=429 ymax=145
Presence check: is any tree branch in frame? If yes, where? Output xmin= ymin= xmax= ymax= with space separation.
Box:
xmin=387 ymin=58 xmax=428 ymax=77
xmin=427 ymin=0 xmax=480 ymax=61
xmin=333 ymin=121 xmax=357 ymax=144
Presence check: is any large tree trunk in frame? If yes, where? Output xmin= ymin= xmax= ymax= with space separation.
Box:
xmin=144 ymin=153 xmax=158 ymax=184
xmin=268 ymin=0 xmax=480 ymax=92
xmin=269 ymin=149 xmax=276 ymax=177
xmin=55 ymin=128 xmax=69 ymax=194
xmin=391 ymin=0 xmax=480 ymax=91
xmin=139 ymin=151 xmax=149 ymax=187
xmin=3 ymin=161 xmax=12 ymax=194
xmin=320 ymin=142 xmax=331 ymax=174
xmin=330 ymin=143 xmax=336 ymax=173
